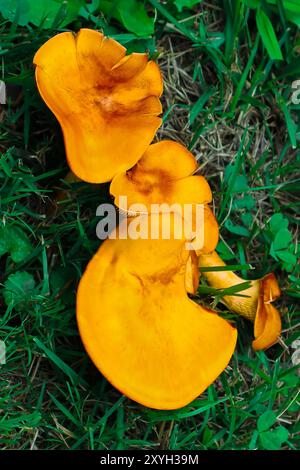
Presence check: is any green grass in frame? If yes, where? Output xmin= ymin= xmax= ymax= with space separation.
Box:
xmin=0 ymin=1 xmax=299 ymax=450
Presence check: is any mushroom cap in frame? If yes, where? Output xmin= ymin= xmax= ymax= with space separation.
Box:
xmin=33 ymin=29 xmax=163 ymax=183
xmin=110 ymin=140 xmax=218 ymax=256
xmin=253 ymin=273 xmax=282 ymax=350
xmin=110 ymin=140 xmax=212 ymax=211
xmin=77 ymin=214 xmax=237 ymax=410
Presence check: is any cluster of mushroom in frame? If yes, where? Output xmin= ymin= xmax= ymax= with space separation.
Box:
xmin=34 ymin=29 xmax=282 ymax=410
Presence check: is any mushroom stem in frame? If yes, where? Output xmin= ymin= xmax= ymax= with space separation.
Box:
xmin=198 ymin=251 xmax=282 ymax=350
xmin=198 ymin=251 xmax=259 ymax=322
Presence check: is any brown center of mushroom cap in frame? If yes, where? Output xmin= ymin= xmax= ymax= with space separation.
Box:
xmin=127 ymin=167 xmax=174 ymax=197
xmin=89 ymin=89 xmax=151 ymax=119
xmin=94 ymin=95 xmax=115 ymax=111
xmin=92 ymin=94 xmax=128 ymax=118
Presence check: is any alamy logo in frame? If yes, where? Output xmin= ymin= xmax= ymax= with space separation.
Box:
xmin=95 ymin=197 xmax=205 ymax=251
xmin=0 ymin=340 xmax=6 ymax=365
xmin=291 ymin=80 xmax=300 ymax=104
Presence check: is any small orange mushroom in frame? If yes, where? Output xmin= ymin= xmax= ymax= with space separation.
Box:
xmin=110 ymin=140 xmax=212 ymax=210
xmin=33 ymin=29 xmax=163 ymax=183
xmin=197 ymin=251 xmax=282 ymax=350
xmin=77 ymin=214 xmax=237 ymax=409
xmin=110 ymin=140 xmax=219 ymax=254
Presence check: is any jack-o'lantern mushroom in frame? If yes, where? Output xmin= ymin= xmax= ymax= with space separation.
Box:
xmin=197 ymin=251 xmax=282 ymax=350
xmin=33 ymin=29 xmax=163 ymax=183
xmin=110 ymin=140 xmax=219 ymax=261
xmin=110 ymin=140 xmax=212 ymax=210
xmin=77 ymin=214 xmax=237 ymax=410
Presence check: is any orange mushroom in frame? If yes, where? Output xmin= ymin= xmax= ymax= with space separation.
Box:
xmin=110 ymin=140 xmax=219 ymax=255
xmin=77 ymin=214 xmax=237 ymax=410
xmin=197 ymin=251 xmax=282 ymax=350
xmin=33 ymin=29 xmax=163 ymax=183
xmin=110 ymin=140 xmax=212 ymax=210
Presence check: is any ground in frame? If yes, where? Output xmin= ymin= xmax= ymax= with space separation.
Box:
xmin=0 ymin=0 xmax=299 ymax=450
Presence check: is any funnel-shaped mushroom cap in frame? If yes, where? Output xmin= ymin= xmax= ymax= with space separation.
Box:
xmin=110 ymin=141 xmax=212 ymax=210
xmin=110 ymin=140 xmax=218 ymax=254
xmin=77 ymin=214 xmax=237 ymax=410
xmin=198 ymin=252 xmax=282 ymax=351
xmin=33 ymin=29 xmax=163 ymax=183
